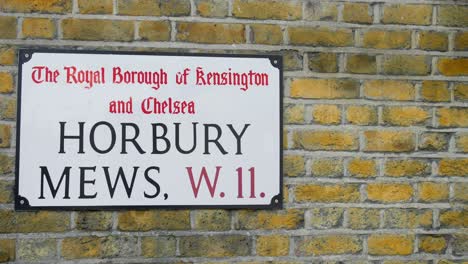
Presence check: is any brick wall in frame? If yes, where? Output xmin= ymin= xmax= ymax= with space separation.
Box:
xmin=0 ymin=0 xmax=467 ymax=263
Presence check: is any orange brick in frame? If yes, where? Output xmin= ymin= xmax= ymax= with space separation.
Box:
xmin=348 ymin=158 xmax=377 ymax=178
xmin=22 ymin=18 xmax=55 ymax=39
xmin=363 ymin=80 xmax=415 ymax=101
xmin=438 ymin=57 xmax=468 ymax=76
xmin=418 ymin=182 xmax=449 ymax=202
xmin=364 ymin=131 xmax=415 ymax=152
xmin=312 ymin=105 xmax=341 ymax=125
xmin=437 ymin=108 xmax=468 ymax=128
xmin=346 ymin=106 xmax=377 ymax=126
xmin=295 ymin=184 xmax=360 ymax=202
xmin=236 ymin=209 xmax=304 ymax=230
xmin=368 ymin=234 xmax=414 ymax=255
xmin=367 ymin=183 xmax=413 ymax=203
xmin=0 ymin=72 xmax=14 ymax=93
xmin=293 ymin=130 xmax=358 ymax=151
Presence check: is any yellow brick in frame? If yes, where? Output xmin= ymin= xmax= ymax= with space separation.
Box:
xmin=236 ymin=209 xmax=303 ymax=230
xmin=419 ymin=236 xmax=447 ymax=253
xmin=22 ymin=18 xmax=55 ymax=39
xmin=180 ymin=235 xmax=250 ymax=257
xmin=139 ymin=21 xmax=171 ymax=41
xmin=439 ymin=210 xmax=468 ymax=228
xmin=438 ymin=6 xmax=468 ymax=27
xmin=61 ymin=236 xmax=101 ymax=259
xmin=383 ymin=209 xmax=432 ymax=228
xmin=282 ymin=50 xmax=303 ymax=71
xmin=176 ymin=22 xmax=245 ymax=44
xmin=15 ymin=211 xmax=70 ymax=233
xmin=382 ymin=106 xmax=430 ymax=126
xmin=0 ymin=72 xmax=13 ymax=93
xmin=0 ymin=0 xmax=71 ymax=13
xmin=454 ymin=183 xmax=468 ymax=202
xmin=366 ymin=183 xmax=413 ymax=203
xmin=382 ymin=55 xmax=431 ymax=75
xmin=0 ymin=180 xmax=13 ymax=203
xmin=296 ymin=235 xmax=362 ymax=255
xmin=0 ymin=17 xmax=16 ymax=39
xmin=250 ymin=24 xmax=282 ymax=45
xmin=293 ymin=130 xmax=358 ymax=151
xmin=385 ymin=159 xmax=429 ymax=177
xmin=362 ymin=30 xmax=411 ymax=49
xmin=284 ymin=104 xmax=304 ymax=124
xmin=343 ymin=3 xmax=372 ymax=24
xmin=78 ymin=0 xmax=113 ymax=14
xmin=295 ymin=184 xmax=360 ymax=202
xmin=304 ymin=2 xmax=337 ymax=21
xmin=308 ymin=207 xmax=343 ymax=229
xmin=346 ymin=54 xmax=376 ymax=74
xmin=118 ymin=0 xmax=190 ymax=16
xmin=419 ymin=31 xmax=448 ymax=51
xmin=193 ymin=210 xmax=230 ymax=231
xmin=196 ymin=0 xmax=228 ymax=17
xmin=418 ymin=182 xmax=449 ymax=202
xmin=62 ymin=19 xmax=134 ymax=41
xmin=256 ymin=235 xmax=289 ymax=256
xmin=364 ymin=131 xmax=415 ymax=152
xmin=232 ymin=0 xmax=301 ymax=20
xmin=0 ymin=239 xmax=15 ymax=262
xmin=363 ymin=80 xmax=415 ymax=101
xmin=438 ymin=58 xmax=468 ymax=76
xmin=348 ymin=158 xmax=377 ymax=178
xmin=437 ymin=108 xmax=468 ymax=128
xmin=455 ymin=133 xmax=468 ymax=152
xmin=141 ymin=236 xmax=176 ymax=257
xmin=312 ymin=105 xmax=341 ymax=125
xmin=454 ymin=83 xmax=468 ymax=101
xmin=346 ymin=106 xmax=377 ymax=126
xmin=454 ymin=31 xmax=468 ymax=51
xmin=289 ymin=27 xmax=353 ymax=47
xmin=419 ymin=132 xmax=449 ymax=151
xmin=382 ymin=4 xmax=432 ymax=25
xmin=348 ymin=208 xmax=380 ymax=229
xmin=308 ymin=53 xmax=337 ymax=73
xmin=118 ymin=210 xmax=190 ymax=231
xmin=0 ymin=154 xmax=13 ymax=174
xmin=0 ymin=47 xmax=15 ymax=65
xmin=290 ymin=79 xmax=359 ymax=99
xmin=311 ymin=158 xmax=343 ymax=177
xmin=283 ymin=155 xmax=304 ymax=177
xmin=420 ymin=81 xmax=450 ymax=102
xmin=0 ymin=97 xmax=15 ymax=119
xmin=368 ymin=235 xmax=414 ymax=255
xmin=0 ymin=124 xmax=11 ymax=148
xmin=438 ymin=158 xmax=468 ymax=176
xmin=76 ymin=212 xmax=113 ymax=231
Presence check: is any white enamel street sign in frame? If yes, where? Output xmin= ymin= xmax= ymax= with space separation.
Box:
xmin=15 ymin=50 xmax=282 ymax=210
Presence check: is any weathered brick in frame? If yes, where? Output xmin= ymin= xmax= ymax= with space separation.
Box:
xmin=193 ymin=210 xmax=230 ymax=230
xmin=233 ymin=0 xmax=301 ymax=20
xmin=348 ymin=158 xmax=377 ymax=178
xmin=346 ymin=54 xmax=376 ymax=74
xmin=250 ymin=24 xmax=282 ymax=45
xmin=454 ymin=183 xmax=468 ymax=202
xmin=17 ymin=238 xmax=56 ymax=261
xmin=439 ymin=209 xmax=467 ymax=228
xmin=453 ymin=234 xmax=468 ymax=256
xmin=419 ymin=235 xmax=447 ymax=253
xmin=418 ymin=132 xmax=449 ymax=151
xmin=419 ymin=31 xmax=448 ymax=51
xmin=437 ymin=108 xmax=468 ymax=127
xmin=438 ymin=158 xmax=468 ymax=176
xmin=290 ymin=79 xmax=359 ymax=99
xmin=295 ymin=184 xmax=360 ymax=203
xmin=438 ymin=6 xmax=468 ymax=27
xmin=455 ymin=133 xmax=468 ymax=152
xmin=256 ymin=235 xmax=289 ymax=256
xmin=118 ymin=0 xmax=190 ymax=16
xmin=118 ymin=210 xmax=190 ymax=231
xmin=385 ymin=159 xmax=430 ymax=177
xmin=296 ymin=235 xmax=362 ymax=255
xmin=343 ymin=3 xmax=372 ymax=24
xmin=0 ymin=0 xmax=71 ymax=13
xmin=62 ymin=19 xmax=134 ymax=41
xmin=0 ymin=72 xmax=13 ymax=93
xmin=79 ymin=0 xmax=112 ymax=14
xmin=362 ymin=30 xmax=411 ymax=49
xmin=308 ymin=52 xmax=337 ymax=73
xmin=363 ymin=80 xmax=415 ymax=101
xmin=0 ymin=154 xmax=13 ymax=174
xmin=236 ymin=209 xmax=303 ymax=230
xmin=347 ymin=208 xmax=380 ymax=229
xmin=100 ymin=236 xmax=138 ymax=258
xmin=307 ymin=208 xmax=343 ymax=229
xmin=420 ymin=81 xmax=450 ymax=102
xmin=282 ymin=50 xmax=303 ymax=71
xmin=364 ymin=131 xmax=415 ymax=152
xmin=196 ymin=0 xmax=228 ymax=17
xmin=368 ymin=234 xmax=414 ymax=255
xmin=76 ymin=211 xmax=112 ymax=231
xmin=293 ymin=130 xmax=358 ymax=151
xmin=418 ymin=182 xmax=449 ymax=202
xmin=176 ymin=22 xmax=245 ymax=44
xmin=0 ymin=210 xmax=14 ymax=233
xmin=0 ymin=239 xmax=15 ymax=262
xmin=366 ymin=183 xmax=413 ymax=203
xmin=0 ymin=17 xmax=16 ymax=39
xmin=0 ymin=124 xmax=11 ymax=148
xmin=283 ymin=155 xmax=304 ymax=177
xmin=312 ymin=105 xmax=341 ymax=125
xmin=304 ymin=2 xmax=337 ymax=21
xmin=284 ymin=104 xmax=304 ymax=124
xmin=22 ymin=18 xmax=55 ymax=39
xmin=454 ymin=31 xmax=468 ymax=51
xmin=0 ymin=47 xmax=15 ymax=65
xmin=383 ymin=209 xmax=432 ymax=228
xmin=311 ymin=158 xmax=343 ymax=177
xmin=382 ymin=4 xmax=432 ymax=25
xmin=61 ymin=236 xmax=101 ymax=259
xmin=454 ymin=83 xmax=468 ymax=101
xmin=382 ymin=55 xmax=431 ymax=75
xmin=138 ymin=21 xmax=170 ymax=41
xmin=0 ymin=180 xmax=13 ymax=203
xmin=180 ymin=235 xmax=250 ymax=257
xmin=0 ymin=97 xmax=16 ymax=120
xmin=346 ymin=106 xmax=377 ymax=126
xmin=382 ymin=106 xmax=430 ymax=126
xmin=141 ymin=236 xmax=176 ymax=257
xmin=16 ymin=211 xmax=70 ymax=233
xmin=289 ymin=27 xmax=353 ymax=47
xmin=438 ymin=57 xmax=468 ymax=76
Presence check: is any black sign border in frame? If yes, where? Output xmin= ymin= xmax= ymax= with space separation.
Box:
xmin=15 ymin=49 xmax=283 ymax=211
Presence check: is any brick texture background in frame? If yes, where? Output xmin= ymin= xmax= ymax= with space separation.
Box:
xmin=0 ymin=0 xmax=467 ymax=263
